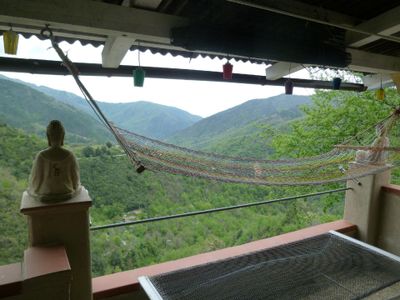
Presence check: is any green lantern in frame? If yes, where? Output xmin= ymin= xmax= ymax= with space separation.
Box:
xmin=133 ymin=67 xmax=145 ymax=87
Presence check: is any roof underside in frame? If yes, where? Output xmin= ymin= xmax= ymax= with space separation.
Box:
xmin=1 ymin=0 xmax=400 ymax=89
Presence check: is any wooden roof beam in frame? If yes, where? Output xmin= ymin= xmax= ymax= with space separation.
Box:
xmin=0 ymin=0 xmax=187 ymax=67
xmin=348 ymin=49 xmax=400 ymax=74
xmin=228 ymin=0 xmax=359 ymax=27
xmin=0 ymin=0 xmax=186 ymax=42
xmin=237 ymin=0 xmax=358 ymax=80
xmin=265 ymin=62 xmax=303 ymax=80
xmin=102 ymin=36 xmax=136 ymax=68
xmin=265 ymin=48 xmax=400 ymax=81
xmin=264 ymin=4 xmax=400 ymax=79
xmin=362 ymin=74 xmax=394 ymax=90
xmin=347 ymin=5 xmax=400 ymax=48
xmin=0 ymin=57 xmax=367 ymax=91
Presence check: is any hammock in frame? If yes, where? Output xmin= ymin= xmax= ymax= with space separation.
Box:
xmin=42 ymin=27 xmax=400 ymax=186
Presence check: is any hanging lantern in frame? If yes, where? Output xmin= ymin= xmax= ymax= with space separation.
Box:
xmin=223 ymin=61 xmax=233 ymax=80
xmin=3 ymin=29 xmax=19 ymax=55
xmin=133 ymin=67 xmax=145 ymax=87
xmin=376 ymin=88 xmax=385 ymax=101
xmin=285 ymin=79 xmax=293 ymax=95
xmin=332 ymin=77 xmax=342 ymax=90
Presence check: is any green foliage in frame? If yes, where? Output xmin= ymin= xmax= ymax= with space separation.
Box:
xmin=0 ymin=168 xmax=27 ymax=264
xmin=0 ymin=124 xmax=45 ymax=179
xmin=198 ymin=121 xmax=278 ymax=158
xmin=272 ymin=90 xmax=399 ymax=158
xmin=82 ymin=146 xmax=95 ymax=157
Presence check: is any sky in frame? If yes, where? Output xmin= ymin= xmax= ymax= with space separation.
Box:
xmin=0 ymin=36 xmax=314 ymax=117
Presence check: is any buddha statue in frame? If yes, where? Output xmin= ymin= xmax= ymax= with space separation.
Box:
xmin=27 ymin=120 xmax=81 ymax=202
xmin=355 ymin=123 xmax=389 ymax=165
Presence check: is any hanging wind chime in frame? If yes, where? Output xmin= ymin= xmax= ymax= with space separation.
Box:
xmin=133 ymin=43 xmax=145 ymax=87
xmin=285 ymin=64 xmax=293 ymax=95
xmin=3 ymin=26 xmax=19 ymax=55
xmin=332 ymin=68 xmax=342 ymax=90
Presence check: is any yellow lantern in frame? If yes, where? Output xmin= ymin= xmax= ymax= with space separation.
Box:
xmin=375 ymin=88 xmax=385 ymax=101
xmin=3 ymin=29 xmax=19 ymax=55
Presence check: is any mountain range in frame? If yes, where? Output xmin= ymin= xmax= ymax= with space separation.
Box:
xmin=0 ymin=78 xmax=111 ymax=143
xmin=0 ymin=75 xmax=202 ymax=141
xmin=170 ymin=95 xmax=310 ymax=144
xmin=30 ymin=83 xmax=203 ymax=140
xmin=0 ymin=74 xmax=311 ymax=154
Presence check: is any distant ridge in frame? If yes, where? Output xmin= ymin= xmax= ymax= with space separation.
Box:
xmin=169 ymin=94 xmax=311 ymax=157
xmin=0 ymin=77 xmax=111 ymax=143
xmin=3 ymin=75 xmax=202 ymax=140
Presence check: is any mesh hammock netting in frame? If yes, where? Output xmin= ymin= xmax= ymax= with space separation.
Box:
xmin=44 ymin=28 xmax=400 ymax=186
xmin=111 ymin=114 xmax=400 ymax=185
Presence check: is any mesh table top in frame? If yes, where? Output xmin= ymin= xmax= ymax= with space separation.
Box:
xmin=139 ymin=231 xmax=400 ymax=300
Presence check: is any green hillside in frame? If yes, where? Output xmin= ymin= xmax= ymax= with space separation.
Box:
xmin=170 ymin=94 xmax=310 ymax=156
xmin=23 ymin=80 xmax=202 ymax=140
xmin=0 ymin=123 xmax=343 ymax=275
xmin=0 ymin=78 xmax=111 ymax=143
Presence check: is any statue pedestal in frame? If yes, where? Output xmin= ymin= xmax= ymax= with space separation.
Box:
xmin=21 ymin=187 xmax=92 ymax=300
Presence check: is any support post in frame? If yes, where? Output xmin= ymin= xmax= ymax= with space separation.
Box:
xmin=102 ymin=35 xmax=135 ymax=68
xmin=20 ymin=187 xmax=92 ymax=300
xmin=344 ymin=167 xmax=391 ymax=245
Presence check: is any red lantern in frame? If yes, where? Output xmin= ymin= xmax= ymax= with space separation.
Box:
xmin=223 ymin=61 xmax=233 ymax=80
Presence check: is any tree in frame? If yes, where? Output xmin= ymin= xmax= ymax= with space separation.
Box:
xmin=82 ymin=146 xmax=95 ymax=157
xmin=271 ymin=89 xmax=399 ymax=158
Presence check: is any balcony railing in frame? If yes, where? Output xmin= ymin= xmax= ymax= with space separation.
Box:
xmin=90 ymin=187 xmax=351 ymax=231
xmin=90 ymin=187 xmax=353 ymax=299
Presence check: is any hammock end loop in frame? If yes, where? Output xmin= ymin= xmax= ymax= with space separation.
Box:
xmin=40 ymin=25 xmax=54 ymax=39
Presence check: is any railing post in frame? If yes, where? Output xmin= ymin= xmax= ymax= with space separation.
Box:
xmin=20 ymin=187 xmax=92 ymax=300
xmin=344 ymin=166 xmax=391 ymax=244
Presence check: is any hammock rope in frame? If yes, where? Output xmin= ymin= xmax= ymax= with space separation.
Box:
xmin=42 ymin=27 xmax=400 ymax=186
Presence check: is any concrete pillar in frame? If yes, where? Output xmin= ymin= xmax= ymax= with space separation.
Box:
xmin=22 ymin=246 xmax=72 ymax=300
xmin=344 ymin=167 xmax=391 ymax=245
xmin=0 ymin=246 xmax=72 ymax=300
xmin=20 ymin=188 xmax=92 ymax=300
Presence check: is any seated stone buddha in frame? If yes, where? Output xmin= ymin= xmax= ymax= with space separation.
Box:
xmin=28 ymin=120 xmax=81 ymax=202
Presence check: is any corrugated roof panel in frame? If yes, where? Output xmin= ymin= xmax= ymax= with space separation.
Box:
xmin=0 ymin=31 xmax=272 ymax=65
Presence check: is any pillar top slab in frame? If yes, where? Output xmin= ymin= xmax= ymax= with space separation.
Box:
xmin=21 ymin=187 xmax=92 ymax=215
